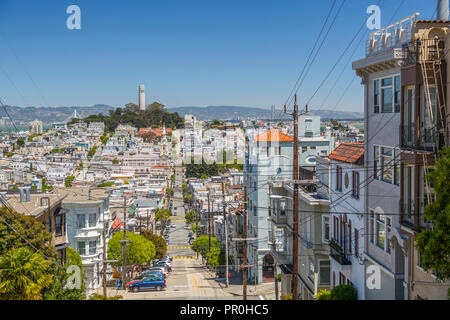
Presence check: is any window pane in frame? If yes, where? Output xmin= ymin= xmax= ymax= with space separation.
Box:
xmin=374 ymin=146 xmax=380 ymax=179
xmin=382 ymin=78 xmax=392 ymax=86
xmin=77 ymin=214 xmax=85 ymax=228
xmin=89 ymin=214 xmax=97 ymax=227
xmin=77 ymin=242 xmax=85 ymax=255
xmin=382 ymin=87 xmax=393 ymax=112
xmin=374 ymin=80 xmax=380 ymax=109
xmin=89 ymin=241 xmax=97 ymax=255
xmin=381 ymin=148 xmax=393 ymax=183
xmin=319 ymin=261 xmax=331 ymax=285
xmin=279 ymin=199 xmax=286 ymax=216
xmin=376 ymin=216 xmax=385 ymax=249
xmin=394 ymin=76 xmax=401 ymax=112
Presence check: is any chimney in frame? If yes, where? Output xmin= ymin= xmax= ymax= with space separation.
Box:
xmin=437 ymin=0 xmax=449 ymax=20
xmin=19 ymin=187 xmax=25 ymax=202
xmin=25 ymin=187 xmax=31 ymax=202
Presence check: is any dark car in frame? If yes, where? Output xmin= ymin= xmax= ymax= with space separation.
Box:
xmin=133 ymin=271 xmax=164 ymax=281
xmin=127 ymin=277 xmax=166 ymax=292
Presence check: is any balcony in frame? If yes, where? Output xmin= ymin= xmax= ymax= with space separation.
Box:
xmin=401 ymin=38 xmax=445 ymax=67
xmin=329 ymin=240 xmax=352 ymax=266
xmin=400 ymin=125 xmax=437 ymax=152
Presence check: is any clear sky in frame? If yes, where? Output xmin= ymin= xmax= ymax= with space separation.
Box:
xmin=0 ymin=0 xmax=437 ymax=112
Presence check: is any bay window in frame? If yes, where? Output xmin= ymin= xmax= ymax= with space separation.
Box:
xmin=374 ymin=75 xmax=400 ymax=113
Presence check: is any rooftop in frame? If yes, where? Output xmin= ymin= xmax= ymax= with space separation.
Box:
xmin=328 ymin=142 xmax=364 ymax=165
xmin=254 ymin=129 xmax=294 ymax=143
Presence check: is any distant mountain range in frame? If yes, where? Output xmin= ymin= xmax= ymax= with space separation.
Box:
xmin=0 ymin=105 xmax=115 ymax=124
xmin=0 ymin=104 xmax=363 ymax=124
xmin=167 ymin=106 xmax=364 ymax=121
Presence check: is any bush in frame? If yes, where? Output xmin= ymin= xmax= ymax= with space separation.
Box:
xmin=281 ymin=293 xmax=293 ymax=300
xmin=330 ymin=284 xmax=357 ymax=300
xmin=316 ymin=289 xmax=331 ymax=300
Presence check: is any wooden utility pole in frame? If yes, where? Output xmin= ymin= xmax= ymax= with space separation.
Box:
xmin=221 ymin=181 xmax=229 ymax=288
xmin=121 ymin=196 xmax=128 ymax=290
xmin=207 ymin=189 xmax=211 ymax=251
xmin=269 ymin=184 xmax=279 ymax=300
xmin=243 ymin=185 xmax=248 ymax=300
xmin=102 ymin=208 xmax=107 ymax=296
xmin=284 ymin=94 xmax=299 ymax=300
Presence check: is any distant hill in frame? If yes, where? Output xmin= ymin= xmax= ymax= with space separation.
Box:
xmin=167 ymin=106 xmax=364 ymax=121
xmin=0 ymin=105 xmax=115 ymax=124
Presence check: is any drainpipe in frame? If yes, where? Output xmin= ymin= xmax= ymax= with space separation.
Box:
xmin=437 ymin=0 xmax=449 ymax=20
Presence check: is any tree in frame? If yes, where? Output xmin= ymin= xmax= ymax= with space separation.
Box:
xmin=330 ymin=284 xmax=358 ymax=300
xmin=0 ymin=207 xmax=56 ymax=260
xmin=316 ymin=289 xmax=331 ymax=300
xmin=64 ymin=176 xmax=75 ymax=188
xmin=416 ymin=146 xmax=450 ymax=280
xmin=42 ymin=247 xmax=86 ymax=300
xmin=141 ymin=231 xmax=167 ymax=259
xmin=155 ymin=208 xmax=172 ymax=235
xmin=112 ymin=159 xmax=119 ymax=164
xmin=0 ymin=247 xmax=53 ymax=300
xmin=107 ymin=231 xmax=155 ymax=267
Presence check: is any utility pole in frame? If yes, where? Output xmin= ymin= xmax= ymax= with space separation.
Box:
xmin=102 ymin=206 xmax=107 ymax=296
xmin=284 ymin=94 xmax=299 ymax=300
xmin=221 ymin=181 xmax=229 ymax=288
xmin=243 ymin=185 xmax=248 ymax=300
xmin=269 ymin=184 xmax=279 ymax=300
xmin=121 ymin=195 xmax=128 ymax=290
xmin=207 ymin=188 xmax=211 ymax=251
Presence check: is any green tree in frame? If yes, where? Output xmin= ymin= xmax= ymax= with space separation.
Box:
xmin=316 ymin=289 xmax=331 ymax=300
xmin=107 ymin=231 xmax=155 ymax=267
xmin=0 ymin=207 xmax=56 ymax=259
xmin=416 ymin=147 xmax=450 ymax=280
xmin=112 ymin=159 xmax=119 ymax=164
xmin=64 ymin=176 xmax=75 ymax=188
xmin=141 ymin=231 xmax=167 ymax=259
xmin=330 ymin=284 xmax=357 ymax=300
xmin=42 ymin=247 xmax=86 ymax=300
xmin=0 ymin=247 xmax=53 ymax=300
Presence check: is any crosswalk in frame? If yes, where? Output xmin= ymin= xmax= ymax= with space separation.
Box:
xmin=173 ymin=256 xmax=195 ymax=260
xmin=167 ymin=246 xmax=191 ymax=250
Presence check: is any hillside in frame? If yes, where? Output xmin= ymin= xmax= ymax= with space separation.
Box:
xmin=167 ymin=106 xmax=363 ymax=121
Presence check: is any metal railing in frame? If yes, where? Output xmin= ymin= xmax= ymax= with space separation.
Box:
xmin=329 ymin=240 xmax=352 ymax=266
xmin=402 ymin=38 xmax=445 ymax=67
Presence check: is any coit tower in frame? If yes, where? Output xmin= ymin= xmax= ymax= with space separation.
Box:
xmin=139 ymin=84 xmax=146 ymax=111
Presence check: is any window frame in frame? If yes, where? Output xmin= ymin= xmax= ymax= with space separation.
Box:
xmin=322 ymin=215 xmax=330 ymax=243
xmin=77 ymin=214 xmax=86 ymax=229
xmin=373 ymin=74 xmax=401 ymax=114
xmin=318 ymin=259 xmax=331 ymax=286
xmin=352 ymin=171 xmax=360 ymax=199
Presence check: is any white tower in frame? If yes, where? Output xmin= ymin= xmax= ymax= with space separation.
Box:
xmin=139 ymin=84 xmax=146 ymax=111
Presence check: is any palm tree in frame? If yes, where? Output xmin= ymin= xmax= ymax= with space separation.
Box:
xmin=0 ymin=247 xmax=53 ymax=300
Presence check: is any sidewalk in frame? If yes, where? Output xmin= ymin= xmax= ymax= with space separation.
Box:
xmin=202 ymin=266 xmax=277 ymax=299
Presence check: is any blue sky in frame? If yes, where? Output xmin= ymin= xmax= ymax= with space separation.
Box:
xmin=0 ymin=0 xmax=437 ymax=112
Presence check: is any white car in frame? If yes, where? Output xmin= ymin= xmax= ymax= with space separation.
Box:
xmin=149 ymin=267 xmax=169 ymax=278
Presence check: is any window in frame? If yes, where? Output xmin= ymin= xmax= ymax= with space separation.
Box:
xmin=374 ymin=146 xmax=380 ymax=179
xmin=88 ymin=213 xmax=97 ymax=227
xmin=319 ymin=260 xmax=331 ymax=286
xmin=382 ymin=77 xmax=393 ymax=113
xmin=89 ymin=240 xmax=97 ymax=255
xmin=352 ymin=171 xmax=360 ymax=198
xmin=302 ymin=147 xmax=308 ymax=153
xmin=77 ymin=214 xmax=86 ymax=228
xmin=322 ymin=216 xmax=330 ymax=243
xmin=336 ymin=166 xmax=342 ymax=192
xmin=77 ymin=242 xmax=86 ymax=255
xmin=279 ymin=199 xmax=286 ymax=216
xmin=310 ymin=146 xmax=316 ymax=151
xmin=375 ymin=214 xmax=386 ymax=250
xmin=369 ymin=210 xmax=375 ymax=244
xmin=394 ymin=76 xmax=401 ymax=112
xmin=374 ymin=75 xmax=400 ymax=113
xmin=394 ymin=149 xmax=400 ymax=186
xmin=354 ymin=228 xmax=359 ymax=257
xmin=381 ymin=147 xmax=393 ymax=183
xmin=55 ymin=215 xmax=63 ymax=237
xmin=374 ymin=79 xmax=380 ymax=113
xmin=274 ymin=146 xmax=281 ymax=155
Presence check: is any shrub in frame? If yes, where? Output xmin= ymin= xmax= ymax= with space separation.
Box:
xmin=316 ymin=289 xmax=331 ymax=300
xmin=281 ymin=293 xmax=293 ymax=300
xmin=330 ymin=284 xmax=357 ymax=300
xmin=89 ymin=294 xmax=122 ymax=300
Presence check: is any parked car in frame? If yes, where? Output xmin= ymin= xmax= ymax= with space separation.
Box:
xmin=153 ymin=261 xmax=172 ymax=272
xmin=127 ymin=277 xmax=166 ymax=292
xmin=148 ymin=267 xmax=169 ymax=278
xmin=133 ymin=271 xmax=164 ymax=281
